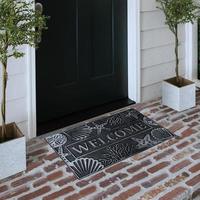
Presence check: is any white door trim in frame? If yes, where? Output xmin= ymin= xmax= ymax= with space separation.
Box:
xmin=185 ymin=22 xmax=198 ymax=80
xmin=27 ymin=0 xmax=141 ymax=139
xmin=128 ymin=0 xmax=141 ymax=103
xmin=27 ymin=46 xmax=37 ymax=139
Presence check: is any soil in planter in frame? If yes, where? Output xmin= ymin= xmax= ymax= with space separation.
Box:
xmin=165 ymin=77 xmax=194 ymax=88
xmin=0 ymin=123 xmax=23 ymax=143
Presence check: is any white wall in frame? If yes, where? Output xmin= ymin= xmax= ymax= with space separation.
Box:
xmin=0 ymin=45 xmax=29 ymax=138
xmin=140 ymin=0 xmax=186 ymax=102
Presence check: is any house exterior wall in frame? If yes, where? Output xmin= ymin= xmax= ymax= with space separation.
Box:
xmin=140 ymin=0 xmax=186 ymax=102
xmin=0 ymin=0 xmax=188 ymax=139
xmin=0 ymin=45 xmax=29 ymax=137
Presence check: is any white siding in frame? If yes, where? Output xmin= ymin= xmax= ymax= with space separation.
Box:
xmin=140 ymin=0 xmax=186 ymax=102
xmin=0 ymin=45 xmax=29 ymax=137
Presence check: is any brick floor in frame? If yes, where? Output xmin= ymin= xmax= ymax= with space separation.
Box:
xmin=0 ymin=90 xmax=200 ymax=200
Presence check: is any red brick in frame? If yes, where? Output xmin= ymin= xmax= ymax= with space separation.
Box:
xmin=47 ymin=171 xmax=63 ymax=181
xmin=176 ymin=141 xmax=190 ymax=149
xmin=76 ymin=172 xmax=105 ymax=188
xmin=183 ymin=115 xmax=199 ymax=123
xmin=44 ymin=152 xmax=58 ymax=161
xmin=169 ymin=160 xmax=191 ymax=173
xmin=27 ymin=139 xmax=37 ymax=146
xmin=92 ymin=185 xmax=120 ymax=200
xmin=55 ymin=176 xmax=77 ymax=187
xmin=172 ymin=149 xmax=195 ymax=161
xmin=0 ymin=185 xmax=8 ymax=193
xmin=18 ymin=186 xmax=51 ymax=200
xmin=147 ymin=162 xmax=170 ymax=173
xmin=171 ymin=114 xmax=186 ymax=122
xmin=189 ymin=163 xmax=200 ymax=173
xmin=186 ymin=108 xmax=200 ymax=115
xmin=121 ymin=172 xmax=148 ymax=187
xmin=0 ymin=187 xmax=29 ymax=199
xmin=99 ymin=173 xmax=128 ymax=188
xmin=159 ymin=187 xmax=189 ymax=200
xmin=28 ymin=149 xmax=48 ymax=157
xmin=28 ymin=141 xmax=47 ymax=152
xmin=113 ymin=186 xmax=141 ymax=200
xmin=154 ymin=148 xmax=175 ymax=161
xmin=142 ymin=174 xmax=168 ymax=188
xmin=44 ymin=160 xmax=65 ymax=173
xmin=181 ymin=129 xmax=195 ymax=138
xmin=11 ymin=172 xmax=43 ymax=187
xmin=1 ymin=91 xmax=200 ymax=200
xmin=161 ymin=107 xmax=173 ymax=112
xmin=169 ymin=122 xmax=184 ymax=133
xmin=157 ymin=139 xmax=178 ymax=150
xmin=43 ymin=186 xmax=74 ymax=200
xmin=150 ymin=108 xmax=159 ymax=113
xmin=33 ymin=177 xmax=48 ymax=188
xmin=0 ymin=172 xmax=23 ymax=184
xmin=26 ymin=160 xmax=44 ymax=172
xmin=127 ymin=160 xmax=152 ymax=173
xmin=65 ymin=186 xmax=96 ymax=200
xmin=133 ymin=149 xmax=157 ymax=160
xmin=191 ymin=152 xmax=200 ymax=160
xmin=105 ymin=162 xmax=131 ymax=173
xmin=146 ymin=102 xmax=161 ymax=109
xmin=186 ymin=174 xmax=200 ymax=186
xmin=80 ymin=185 xmax=96 ymax=196
xmin=189 ymin=121 xmax=199 ymax=128
xmin=139 ymin=185 xmax=165 ymax=200
xmin=164 ymin=172 xmax=189 ymax=187
xmin=155 ymin=114 xmax=168 ymax=121
xmin=38 ymin=154 xmax=48 ymax=161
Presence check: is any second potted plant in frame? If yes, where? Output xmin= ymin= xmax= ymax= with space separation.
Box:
xmin=0 ymin=0 xmax=47 ymax=180
xmin=156 ymin=0 xmax=200 ymax=111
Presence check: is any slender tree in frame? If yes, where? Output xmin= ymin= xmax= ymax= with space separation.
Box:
xmin=0 ymin=0 xmax=47 ymax=142
xmin=156 ymin=0 xmax=200 ymax=85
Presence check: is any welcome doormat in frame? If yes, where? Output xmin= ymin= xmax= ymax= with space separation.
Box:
xmin=46 ymin=109 xmax=175 ymax=179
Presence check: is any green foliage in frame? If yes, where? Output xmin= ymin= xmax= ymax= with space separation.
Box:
xmin=156 ymin=0 xmax=200 ymax=34
xmin=0 ymin=0 xmax=47 ymax=142
xmin=156 ymin=0 xmax=200 ymax=84
xmin=0 ymin=0 xmax=47 ymax=64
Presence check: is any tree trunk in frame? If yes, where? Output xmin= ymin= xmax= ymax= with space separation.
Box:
xmin=1 ymin=61 xmax=8 ymax=142
xmin=175 ymin=25 xmax=180 ymax=85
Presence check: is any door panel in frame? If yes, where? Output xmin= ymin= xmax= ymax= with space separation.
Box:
xmin=198 ymin=19 xmax=200 ymax=80
xmin=36 ymin=0 xmax=128 ymax=123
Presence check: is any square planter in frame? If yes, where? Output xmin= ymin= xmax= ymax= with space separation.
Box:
xmin=0 ymin=123 xmax=26 ymax=180
xmin=162 ymin=77 xmax=196 ymax=111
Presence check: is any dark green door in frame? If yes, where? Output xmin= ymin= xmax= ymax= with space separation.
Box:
xmin=198 ymin=20 xmax=200 ymax=79
xmin=36 ymin=0 xmax=128 ymax=123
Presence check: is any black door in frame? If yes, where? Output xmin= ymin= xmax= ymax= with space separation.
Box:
xmin=36 ymin=0 xmax=128 ymax=124
xmin=198 ymin=19 xmax=200 ymax=79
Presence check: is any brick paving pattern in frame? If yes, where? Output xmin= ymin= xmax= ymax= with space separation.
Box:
xmin=0 ymin=90 xmax=200 ymax=200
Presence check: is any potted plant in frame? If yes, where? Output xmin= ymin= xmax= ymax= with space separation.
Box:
xmin=156 ymin=0 xmax=200 ymax=111
xmin=0 ymin=0 xmax=47 ymax=180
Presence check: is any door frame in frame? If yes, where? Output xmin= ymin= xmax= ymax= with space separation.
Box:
xmin=27 ymin=0 xmax=141 ymax=139
xmin=185 ymin=22 xmax=198 ymax=80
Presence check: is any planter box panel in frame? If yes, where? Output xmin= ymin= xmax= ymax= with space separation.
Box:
xmin=162 ymin=79 xmax=196 ymax=111
xmin=0 ymin=123 xmax=26 ymax=180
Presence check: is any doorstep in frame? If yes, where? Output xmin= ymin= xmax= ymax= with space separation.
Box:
xmin=0 ymin=91 xmax=200 ymax=200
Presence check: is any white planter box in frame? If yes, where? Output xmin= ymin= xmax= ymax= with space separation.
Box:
xmin=0 ymin=123 xmax=26 ymax=180
xmin=162 ymin=77 xmax=196 ymax=111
